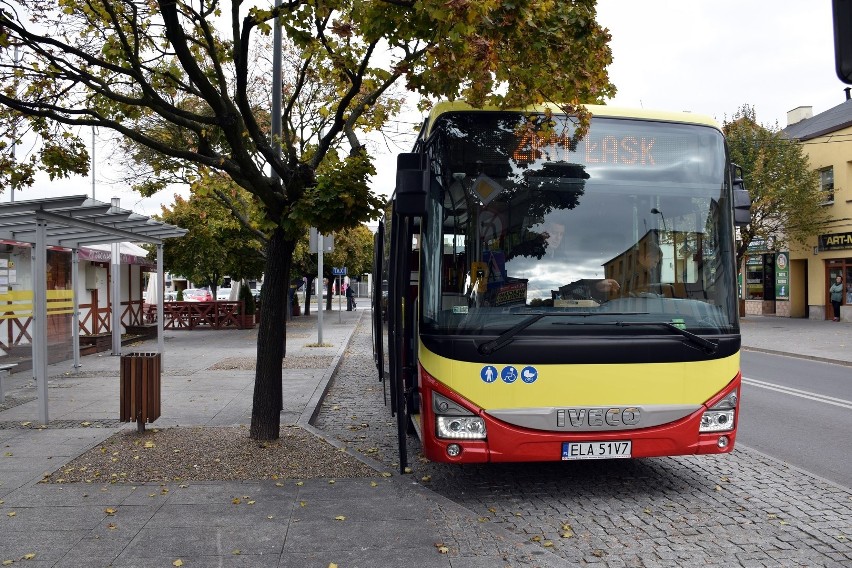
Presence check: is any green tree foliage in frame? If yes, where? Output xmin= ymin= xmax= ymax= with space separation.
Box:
xmin=0 ymin=0 xmax=613 ymax=440
xmin=723 ymin=105 xmax=830 ymax=266
xmin=157 ymin=183 xmax=266 ymax=295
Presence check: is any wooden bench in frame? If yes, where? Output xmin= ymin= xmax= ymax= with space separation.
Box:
xmin=0 ymin=363 xmax=18 ymax=402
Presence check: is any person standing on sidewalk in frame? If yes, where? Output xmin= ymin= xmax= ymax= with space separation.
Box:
xmin=345 ymin=281 xmax=355 ymax=311
xmin=829 ymin=275 xmax=843 ymax=321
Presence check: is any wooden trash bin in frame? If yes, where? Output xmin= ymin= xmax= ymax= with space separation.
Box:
xmin=120 ymin=352 xmax=161 ymax=432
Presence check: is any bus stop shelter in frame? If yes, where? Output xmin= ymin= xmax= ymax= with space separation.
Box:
xmin=0 ymin=195 xmax=186 ymax=424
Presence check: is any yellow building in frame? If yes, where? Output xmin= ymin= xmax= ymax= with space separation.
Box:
xmin=781 ymin=94 xmax=852 ymax=321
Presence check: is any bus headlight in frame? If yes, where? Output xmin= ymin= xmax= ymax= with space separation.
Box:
xmin=699 ymin=389 xmax=737 ymax=432
xmin=436 ymin=416 xmax=486 ymax=439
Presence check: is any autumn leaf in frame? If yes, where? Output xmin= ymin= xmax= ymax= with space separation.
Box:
xmin=144 ymin=441 xmax=155 ymax=449
xmin=6 ymin=511 xmax=16 ymax=517
xmin=173 ymin=561 xmax=183 ymax=567
xmin=334 ymin=515 xmax=346 ymax=521
xmin=105 ymin=508 xmax=117 ymax=516
xmin=232 ymin=498 xmax=241 ymax=505
xmin=22 ymin=554 xmax=36 ymax=560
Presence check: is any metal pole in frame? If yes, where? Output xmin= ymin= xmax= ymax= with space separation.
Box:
xmin=317 ymin=234 xmax=323 ymax=345
xmin=10 ymin=45 xmax=19 ymax=203
xmin=91 ymin=128 xmax=96 ymax=200
xmin=157 ymin=245 xmax=165 ymax=357
xmin=71 ymin=249 xmax=81 ymax=370
xmin=34 ymin=217 xmax=48 ymax=423
xmin=110 ymin=199 xmax=122 ymax=355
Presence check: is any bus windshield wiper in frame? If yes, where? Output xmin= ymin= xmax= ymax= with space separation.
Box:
xmin=477 ymin=312 xmax=647 ymax=355
xmin=478 ymin=313 xmax=547 ymax=355
xmin=615 ymin=321 xmax=718 ymax=354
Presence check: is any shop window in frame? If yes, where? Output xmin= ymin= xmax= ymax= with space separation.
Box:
xmin=745 ymin=256 xmax=763 ymax=299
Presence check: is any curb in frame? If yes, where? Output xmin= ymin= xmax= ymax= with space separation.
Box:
xmin=298 ymin=311 xmax=364 ymax=428
xmin=742 ymin=346 xmax=852 ymax=367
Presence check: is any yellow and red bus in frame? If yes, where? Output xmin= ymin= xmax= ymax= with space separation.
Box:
xmin=373 ymin=102 xmax=751 ymax=470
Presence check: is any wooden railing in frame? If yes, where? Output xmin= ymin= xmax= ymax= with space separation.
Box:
xmin=1 ymin=290 xmax=75 ymax=350
xmin=145 ymin=301 xmax=249 ymax=330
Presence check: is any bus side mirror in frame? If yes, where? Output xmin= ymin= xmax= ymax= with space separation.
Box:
xmin=834 ymin=0 xmax=852 ymax=84
xmin=731 ymin=164 xmax=752 ymax=226
xmin=395 ymin=153 xmax=427 ymax=217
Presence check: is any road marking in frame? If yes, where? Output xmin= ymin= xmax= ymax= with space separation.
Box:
xmin=742 ymin=377 xmax=852 ymax=410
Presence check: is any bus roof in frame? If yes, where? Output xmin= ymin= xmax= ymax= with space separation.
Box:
xmin=422 ymin=101 xmax=720 ymax=137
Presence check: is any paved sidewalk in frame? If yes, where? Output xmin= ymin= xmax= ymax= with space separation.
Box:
xmin=740 ymin=314 xmax=852 ymax=365
xmin=0 ymin=309 xmax=561 ymax=567
xmin=0 ymin=310 xmax=848 ymax=567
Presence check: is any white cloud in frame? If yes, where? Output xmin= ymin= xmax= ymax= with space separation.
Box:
xmin=596 ymin=0 xmax=844 ymax=126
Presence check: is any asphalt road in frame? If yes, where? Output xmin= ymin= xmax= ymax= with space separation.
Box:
xmin=739 ymin=351 xmax=852 ymax=488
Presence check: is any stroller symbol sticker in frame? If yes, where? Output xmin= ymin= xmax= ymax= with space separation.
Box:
xmin=521 ymin=366 xmax=538 ymax=383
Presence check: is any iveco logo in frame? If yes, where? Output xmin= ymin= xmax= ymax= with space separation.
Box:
xmin=556 ymin=407 xmax=641 ymax=428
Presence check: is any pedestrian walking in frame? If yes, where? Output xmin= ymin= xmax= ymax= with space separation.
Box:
xmin=829 ymin=275 xmax=843 ymax=321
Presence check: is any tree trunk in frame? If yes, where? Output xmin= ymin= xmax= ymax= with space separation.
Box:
xmin=250 ymin=227 xmax=295 ymax=441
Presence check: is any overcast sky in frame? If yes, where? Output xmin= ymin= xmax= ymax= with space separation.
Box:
xmin=12 ymin=0 xmax=849 ymax=215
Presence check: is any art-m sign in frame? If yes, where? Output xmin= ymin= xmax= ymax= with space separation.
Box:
xmin=818 ymin=232 xmax=852 ymax=251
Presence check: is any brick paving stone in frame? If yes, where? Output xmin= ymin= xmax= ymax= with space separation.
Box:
xmin=315 ymin=315 xmax=852 ymax=567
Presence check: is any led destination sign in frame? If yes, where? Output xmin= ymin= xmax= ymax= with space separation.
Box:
xmin=436 ymin=113 xmax=726 ymax=183
xmin=513 ymin=131 xmax=658 ymax=167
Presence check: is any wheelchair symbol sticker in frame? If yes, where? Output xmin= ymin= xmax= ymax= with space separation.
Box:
xmin=501 ymin=366 xmax=519 ymax=383
xmin=521 ymin=366 xmax=538 ymax=383
xmin=481 ymin=366 xmax=498 ymax=383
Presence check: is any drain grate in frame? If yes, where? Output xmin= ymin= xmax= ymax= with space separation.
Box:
xmin=0 ymin=419 xmax=124 ymax=430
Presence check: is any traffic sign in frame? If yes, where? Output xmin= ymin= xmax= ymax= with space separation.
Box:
xmin=332 ymin=267 xmax=347 ymax=276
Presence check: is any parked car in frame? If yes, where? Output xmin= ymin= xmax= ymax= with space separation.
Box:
xmin=216 ymin=287 xmax=232 ymax=300
xmin=183 ymin=288 xmax=213 ymax=302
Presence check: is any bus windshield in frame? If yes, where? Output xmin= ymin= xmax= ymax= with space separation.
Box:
xmin=419 ymin=111 xmax=738 ymax=336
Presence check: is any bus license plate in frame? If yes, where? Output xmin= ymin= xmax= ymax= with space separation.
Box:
xmin=562 ymin=441 xmax=631 ymax=460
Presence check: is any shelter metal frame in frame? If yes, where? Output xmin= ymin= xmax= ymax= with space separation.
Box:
xmin=0 ymin=195 xmax=187 ymax=424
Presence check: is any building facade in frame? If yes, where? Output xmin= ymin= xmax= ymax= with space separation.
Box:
xmin=779 ymin=94 xmax=852 ymax=321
